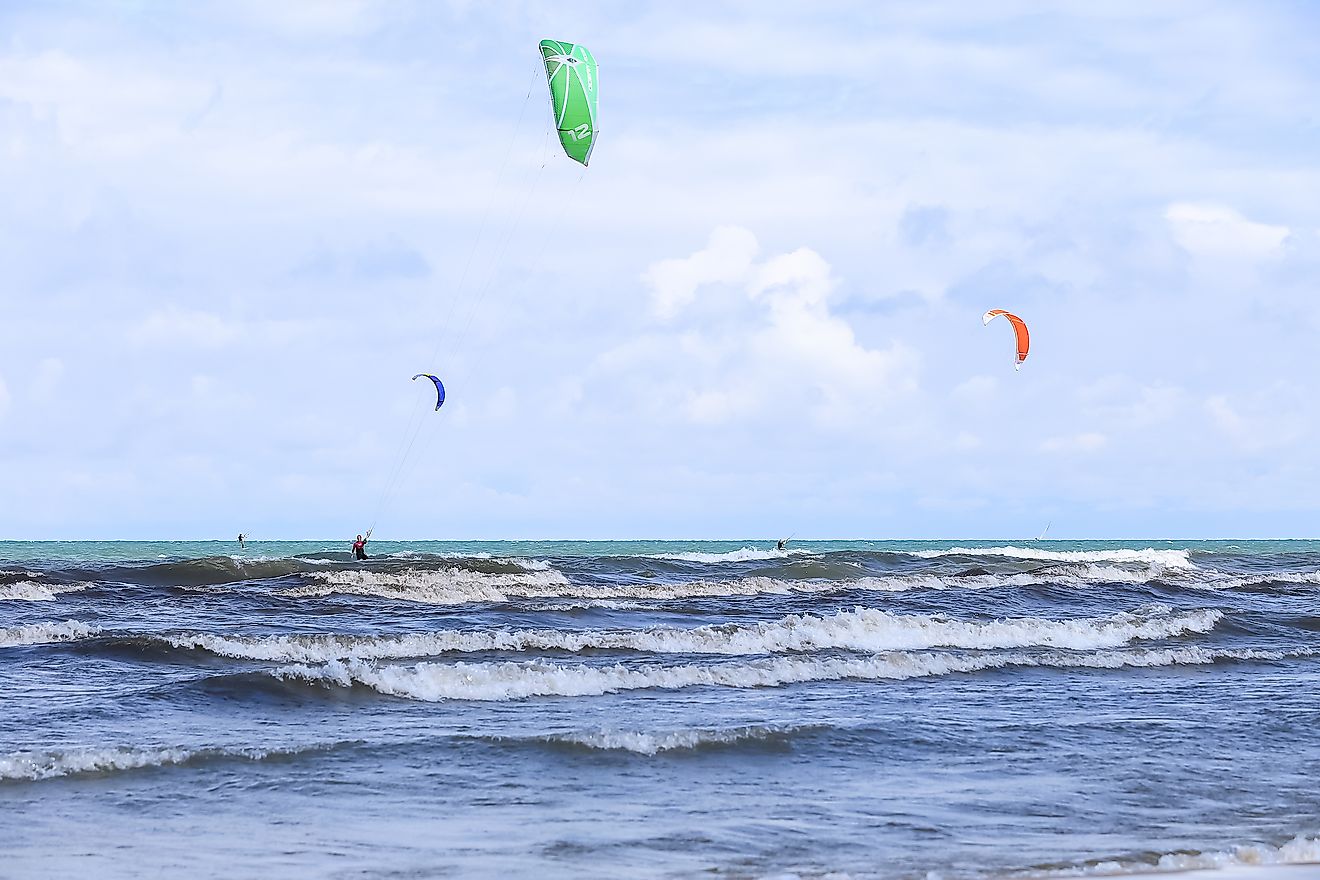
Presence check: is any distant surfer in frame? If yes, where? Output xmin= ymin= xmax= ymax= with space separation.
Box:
xmin=776 ymin=537 xmax=788 ymax=551
xmin=352 ymin=534 xmax=369 ymax=561
xmin=237 ymin=533 xmax=246 ymax=549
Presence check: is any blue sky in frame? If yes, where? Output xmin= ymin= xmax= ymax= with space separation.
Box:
xmin=1 ymin=1 xmax=1318 ymax=539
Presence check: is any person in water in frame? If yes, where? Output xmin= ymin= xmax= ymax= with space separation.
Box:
xmin=237 ymin=533 xmax=246 ymax=549
xmin=352 ymin=534 xmax=368 ymax=561
xmin=776 ymin=538 xmax=787 ymax=551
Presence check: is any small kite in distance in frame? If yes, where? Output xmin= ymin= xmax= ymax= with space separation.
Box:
xmin=411 ymin=374 xmax=446 ymax=410
xmin=982 ymin=309 xmax=1030 ymax=371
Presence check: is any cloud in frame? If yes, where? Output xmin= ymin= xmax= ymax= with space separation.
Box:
xmin=130 ymin=309 xmax=238 ymax=349
xmin=629 ymin=227 xmax=918 ymax=428
xmin=0 ymin=3 xmax=1318 ymax=537
xmin=221 ymin=0 xmax=380 ymax=36
xmin=643 ymin=226 xmax=759 ymax=319
xmin=1204 ymin=394 xmax=1301 ymax=452
xmin=1165 ymin=202 xmax=1289 ymax=261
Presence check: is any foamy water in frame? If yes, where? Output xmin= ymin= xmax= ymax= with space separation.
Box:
xmin=0 ymin=619 xmax=99 ymax=647
xmin=162 ymin=605 xmax=1220 ymax=663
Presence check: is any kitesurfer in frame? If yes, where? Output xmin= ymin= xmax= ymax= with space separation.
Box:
xmin=238 ymin=533 xmax=246 ymax=549
xmin=352 ymin=534 xmax=369 ymax=561
xmin=776 ymin=538 xmax=787 ymax=551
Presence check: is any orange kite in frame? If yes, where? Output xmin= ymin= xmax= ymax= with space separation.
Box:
xmin=982 ymin=309 xmax=1030 ymax=370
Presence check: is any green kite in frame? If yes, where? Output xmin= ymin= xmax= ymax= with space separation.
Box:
xmin=539 ymin=39 xmax=598 ymax=166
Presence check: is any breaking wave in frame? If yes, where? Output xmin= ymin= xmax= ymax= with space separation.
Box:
xmin=0 ymin=743 xmax=343 ymax=782
xmin=529 ymin=724 xmax=816 ymax=755
xmin=1201 ymin=571 xmax=1320 ymax=592
xmin=0 ymin=620 xmax=100 ymax=647
xmin=1026 ymin=832 xmax=1320 ymax=876
xmin=912 ymin=546 xmax=1196 ymax=569
xmin=285 ymin=566 xmax=572 ymax=604
xmin=0 ymin=580 xmax=91 ymax=602
xmin=646 ymin=547 xmax=806 ymax=563
xmin=165 ymin=605 xmax=1220 ymax=663
xmin=270 ymin=645 xmax=1305 ymax=703
xmin=277 ymin=566 xmax=1203 ymax=607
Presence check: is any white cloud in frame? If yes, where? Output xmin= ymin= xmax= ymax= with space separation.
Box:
xmin=630 ymin=227 xmax=918 ymax=428
xmin=1 ymin=3 xmax=1318 ymax=536
xmin=223 ymin=0 xmax=379 ymax=36
xmin=130 ymin=309 xmax=238 ymax=349
xmin=1165 ymin=202 xmax=1289 ymax=261
xmin=643 ymin=226 xmax=758 ymax=319
xmin=1204 ymin=394 xmax=1301 ymax=452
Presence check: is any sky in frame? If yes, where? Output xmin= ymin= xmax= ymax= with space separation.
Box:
xmin=1 ymin=0 xmax=1319 ymax=540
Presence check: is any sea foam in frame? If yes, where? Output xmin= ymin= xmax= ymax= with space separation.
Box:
xmin=0 ymin=620 xmax=99 ymax=647
xmin=271 ymin=645 xmax=1301 ymax=703
xmin=168 ymin=605 xmax=1220 ymax=663
xmin=0 ymin=580 xmax=91 ymax=602
xmin=913 ymin=546 xmax=1196 ymax=569
xmin=646 ymin=547 xmax=807 ymax=563
xmin=279 ymin=564 xmax=1187 ymax=607
xmin=539 ymin=724 xmax=813 ymax=755
xmin=285 ymin=565 xmax=571 ymax=604
xmin=0 ymin=743 xmax=335 ymax=781
xmin=1026 ymin=832 xmax=1320 ymax=876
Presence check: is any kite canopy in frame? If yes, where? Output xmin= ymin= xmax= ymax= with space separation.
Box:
xmin=411 ymin=373 xmax=446 ymax=410
xmin=539 ymin=39 xmax=598 ymax=166
xmin=982 ymin=309 xmax=1030 ymax=370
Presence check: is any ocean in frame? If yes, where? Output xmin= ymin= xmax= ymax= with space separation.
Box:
xmin=3 ymin=539 xmax=1319 ymax=879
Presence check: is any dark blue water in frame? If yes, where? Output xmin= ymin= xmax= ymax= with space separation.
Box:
xmin=3 ymin=540 xmax=1319 ymax=879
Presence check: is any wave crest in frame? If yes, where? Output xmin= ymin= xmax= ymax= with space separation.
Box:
xmin=913 ymin=546 xmax=1196 ymax=569
xmin=167 ymin=605 xmax=1220 ymax=663
xmin=271 ymin=645 xmax=1300 ymax=703
xmin=0 ymin=743 xmax=338 ymax=781
xmin=1028 ymin=833 xmax=1320 ymax=877
xmin=277 ymin=564 xmax=1202 ymax=607
xmin=538 ymin=724 xmax=814 ymax=755
xmin=286 ymin=566 xmax=571 ymax=604
xmin=646 ymin=547 xmax=806 ymax=563
xmin=0 ymin=620 xmax=99 ymax=648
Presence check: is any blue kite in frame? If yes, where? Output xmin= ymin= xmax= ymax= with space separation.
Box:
xmin=411 ymin=373 xmax=446 ymax=410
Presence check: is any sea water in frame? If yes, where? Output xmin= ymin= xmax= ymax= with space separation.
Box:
xmin=3 ymin=540 xmax=1319 ymax=878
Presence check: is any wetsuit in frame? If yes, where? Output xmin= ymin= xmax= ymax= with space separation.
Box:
xmin=353 ymin=540 xmax=368 ymax=561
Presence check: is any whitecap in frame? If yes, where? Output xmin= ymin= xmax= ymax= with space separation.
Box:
xmin=0 ymin=581 xmax=92 ymax=602
xmin=271 ymin=644 xmax=1306 ymax=703
xmin=0 ymin=744 xmax=328 ymax=781
xmin=171 ymin=605 xmax=1220 ymax=663
xmin=646 ymin=547 xmax=810 ymax=563
xmin=912 ymin=546 xmax=1196 ymax=569
xmin=545 ymin=724 xmax=811 ymax=755
xmin=1022 ymin=832 xmax=1320 ymax=877
xmin=0 ymin=620 xmax=100 ymax=647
